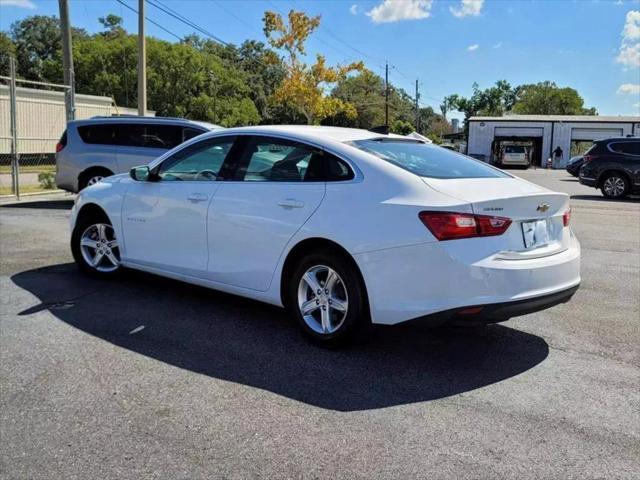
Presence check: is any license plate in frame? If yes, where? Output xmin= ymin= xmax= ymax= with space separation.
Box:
xmin=521 ymin=219 xmax=551 ymax=249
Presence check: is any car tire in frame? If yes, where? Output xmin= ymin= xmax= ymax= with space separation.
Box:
xmin=287 ymin=249 xmax=369 ymax=347
xmin=71 ymin=211 xmax=121 ymax=279
xmin=600 ymin=172 xmax=629 ymax=199
xmin=79 ymin=168 xmax=113 ymax=191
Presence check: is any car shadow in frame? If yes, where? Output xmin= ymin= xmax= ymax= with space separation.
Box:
xmin=570 ymin=194 xmax=640 ymax=203
xmin=11 ymin=263 xmax=550 ymax=412
xmin=0 ymin=199 xmax=74 ymax=210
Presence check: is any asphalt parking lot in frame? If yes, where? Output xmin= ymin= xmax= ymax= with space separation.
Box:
xmin=1 ymin=169 xmax=639 ymax=479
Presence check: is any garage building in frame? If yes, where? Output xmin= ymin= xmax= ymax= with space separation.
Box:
xmin=467 ymin=115 xmax=640 ymax=167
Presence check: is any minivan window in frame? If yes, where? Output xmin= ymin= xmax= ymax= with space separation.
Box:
xmin=115 ymin=124 xmax=183 ymax=149
xmin=183 ymin=127 xmax=205 ymax=142
xmin=77 ymin=124 xmax=115 ymax=145
xmin=351 ymin=139 xmax=509 ymax=179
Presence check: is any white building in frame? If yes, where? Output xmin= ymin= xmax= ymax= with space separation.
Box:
xmin=0 ymin=85 xmax=153 ymax=156
xmin=467 ymin=115 xmax=640 ymax=167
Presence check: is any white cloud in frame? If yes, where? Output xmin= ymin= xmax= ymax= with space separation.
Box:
xmin=617 ymin=83 xmax=640 ymax=94
xmin=0 ymin=0 xmax=36 ymax=8
xmin=350 ymin=4 xmax=359 ymax=15
xmin=622 ymin=10 xmax=640 ymax=41
xmin=450 ymin=0 xmax=484 ymax=18
xmin=616 ymin=10 xmax=640 ymax=67
xmin=366 ymin=0 xmax=433 ymax=24
xmin=467 ymin=44 xmax=479 ymax=51
xmin=492 ymin=41 xmax=502 ymax=49
xmin=617 ymin=42 xmax=640 ymax=66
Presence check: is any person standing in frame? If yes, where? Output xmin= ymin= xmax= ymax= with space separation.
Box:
xmin=552 ymin=146 xmax=564 ymax=169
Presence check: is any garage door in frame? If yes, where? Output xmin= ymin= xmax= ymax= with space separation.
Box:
xmin=495 ymin=127 xmax=544 ymax=137
xmin=571 ymin=128 xmax=623 ymax=141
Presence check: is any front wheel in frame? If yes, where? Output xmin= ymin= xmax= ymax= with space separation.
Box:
xmin=601 ymin=173 xmax=629 ymax=199
xmin=71 ymin=214 xmax=121 ymax=278
xmin=287 ymin=250 xmax=369 ymax=347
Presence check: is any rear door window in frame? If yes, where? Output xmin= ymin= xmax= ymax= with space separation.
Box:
xmin=183 ymin=127 xmax=206 ymax=142
xmin=609 ymin=142 xmax=640 ymax=156
xmin=115 ymin=124 xmax=183 ymax=149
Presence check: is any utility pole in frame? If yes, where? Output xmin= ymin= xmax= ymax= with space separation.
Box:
xmin=384 ymin=62 xmax=389 ymax=126
xmin=9 ymin=57 xmax=19 ymax=199
xmin=415 ymin=79 xmax=420 ymax=133
xmin=137 ymin=0 xmax=147 ymax=116
xmin=58 ymin=0 xmax=75 ymax=122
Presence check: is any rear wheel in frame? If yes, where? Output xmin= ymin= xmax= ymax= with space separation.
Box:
xmin=287 ymin=250 xmax=368 ymax=347
xmin=71 ymin=212 xmax=121 ymax=278
xmin=601 ymin=173 xmax=629 ymax=199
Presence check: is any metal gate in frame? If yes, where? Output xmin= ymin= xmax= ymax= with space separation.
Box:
xmin=0 ymin=58 xmax=71 ymax=199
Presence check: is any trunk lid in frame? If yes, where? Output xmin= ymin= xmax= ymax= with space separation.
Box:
xmin=421 ymin=176 xmax=570 ymax=257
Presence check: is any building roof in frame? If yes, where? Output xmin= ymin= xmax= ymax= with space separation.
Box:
xmin=469 ymin=115 xmax=640 ymax=123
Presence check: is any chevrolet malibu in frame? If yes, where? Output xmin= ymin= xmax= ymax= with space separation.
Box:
xmin=70 ymin=126 xmax=581 ymax=346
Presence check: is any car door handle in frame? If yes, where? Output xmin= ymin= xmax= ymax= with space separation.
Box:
xmin=187 ymin=193 xmax=208 ymax=202
xmin=277 ymin=199 xmax=305 ymax=209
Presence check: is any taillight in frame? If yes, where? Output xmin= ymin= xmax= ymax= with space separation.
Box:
xmin=56 ymin=130 xmax=67 ymax=153
xmin=55 ymin=142 xmax=65 ymax=152
xmin=419 ymin=211 xmax=512 ymax=241
xmin=563 ymin=208 xmax=571 ymax=227
xmin=583 ymin=154 xmax=594 ymax=164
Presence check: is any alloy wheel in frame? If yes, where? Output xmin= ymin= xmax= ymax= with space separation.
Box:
xmin=86 ymin=175 xmax=104 ymax=187
xmin=603 ymin=176 xmax=626 ymax=197
xmin=80 ymin=223 xmax=120 ymax=273
xmin=297 ymin=265 xmax=349 ymax=335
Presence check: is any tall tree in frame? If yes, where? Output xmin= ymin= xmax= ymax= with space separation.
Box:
xmin=263 ymin=9 xmax=363 ymax=124
xmin=512 ymin=81 xmax=596 ymax=115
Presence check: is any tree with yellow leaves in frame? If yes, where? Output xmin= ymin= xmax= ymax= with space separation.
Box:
xmin=263 ymin=10 xmax=363 ymax=125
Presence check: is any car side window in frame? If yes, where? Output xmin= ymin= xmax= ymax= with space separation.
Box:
xmin=115 ymin=124 xmax=183 ymax=149
xmin=157 ymin=137 xmax=236 ymax=181
xmin=609 ymin=142 xmax=640 ymax=156
xmin=183 ymin=127 xmax=205 ymax=142
xmin=77 ymin=124 xmax=115 ymax=145
xmin=235 ymin=137 xmax=354 ymax=182
xmin=238 ymin=138 xmax=318 ymax=182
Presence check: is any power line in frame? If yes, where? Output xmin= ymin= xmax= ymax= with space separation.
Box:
xmin=148 ymin=0 xmax=229 ymax=46
xmin=114 ymin=0 xmax=182 ymax=41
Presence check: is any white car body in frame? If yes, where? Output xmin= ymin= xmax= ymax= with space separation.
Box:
xmin=71 ymin=126 xmax=580 ymax=326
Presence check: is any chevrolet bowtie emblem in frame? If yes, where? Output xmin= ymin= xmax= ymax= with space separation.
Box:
xmin=537 ymin=203 xmax=550 ymax=213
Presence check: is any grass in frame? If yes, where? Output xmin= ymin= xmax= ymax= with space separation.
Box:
xmin=0 ymin=165 xmax=56 ymax=174
xmin=0 ymin=184 xmax=60 ymax=196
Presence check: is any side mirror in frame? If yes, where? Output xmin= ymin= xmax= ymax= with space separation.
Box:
xmin=130 ymin=165 xmax=151 ymax=181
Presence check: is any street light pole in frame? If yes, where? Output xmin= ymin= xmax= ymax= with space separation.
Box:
xmin=137 ymin=0 xmax=147 ymax=116
xmin=58 ymin=0 xmax=75 ymax=122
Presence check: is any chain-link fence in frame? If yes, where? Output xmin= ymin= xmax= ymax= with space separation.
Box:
xmin=0 ymin=64 xmax=71 ymax=197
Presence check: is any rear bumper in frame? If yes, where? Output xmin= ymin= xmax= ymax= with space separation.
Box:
xmin=407 ymin=284 xmax=579 ymax=327
xmin=355 ymin=232 xmax=581 ymax=325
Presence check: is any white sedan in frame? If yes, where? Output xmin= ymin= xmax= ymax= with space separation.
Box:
xmin=70 ymin=126 xmax=581 ymax=346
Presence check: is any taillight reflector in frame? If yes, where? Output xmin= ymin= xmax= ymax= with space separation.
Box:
xmin=563 ymin=208 xmax=571 ymax=227
xmin=419 ymin=211 xmax=512 ymax=241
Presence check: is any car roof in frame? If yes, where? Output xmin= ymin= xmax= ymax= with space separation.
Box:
xmin=203 ymin=125 xmax=409 ymax=143
xmin=70 ymin=116 xmax=222 ymax=130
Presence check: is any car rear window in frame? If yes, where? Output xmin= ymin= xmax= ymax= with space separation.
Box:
xmin=351 ymin=139 xmax=509 ymax=179
xmin=505 ymin=146 xmax=525 ymax=153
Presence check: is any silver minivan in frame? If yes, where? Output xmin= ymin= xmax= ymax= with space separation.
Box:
xmin=55 ymin=116 xmax=221 ymax=192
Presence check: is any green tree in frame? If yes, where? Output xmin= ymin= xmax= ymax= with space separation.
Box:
xmin=512 ymin=81 xmax=596 ymax=115
xmin=0 ymin=32 xmax=15 ymax=74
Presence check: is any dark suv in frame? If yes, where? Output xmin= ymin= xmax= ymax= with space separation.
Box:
xmin=579 ymin=137 xmax=640 ymax=199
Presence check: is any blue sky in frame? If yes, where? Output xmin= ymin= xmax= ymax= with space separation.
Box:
xmin=1 ymin=0 xmax=639 ymax=120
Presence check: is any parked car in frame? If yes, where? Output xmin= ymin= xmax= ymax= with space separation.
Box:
xmin=499 ymin=144 xmax=530 ymax=168
xmin=70 ymin=126 xmax=580 ymax=346
xmin=579 ymin=137 xmax=640 ymax=198
xmin=565 ymin=155 xmax=584 ymax=177
xmin=55 ymin=116 xmax=222 ymax=192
